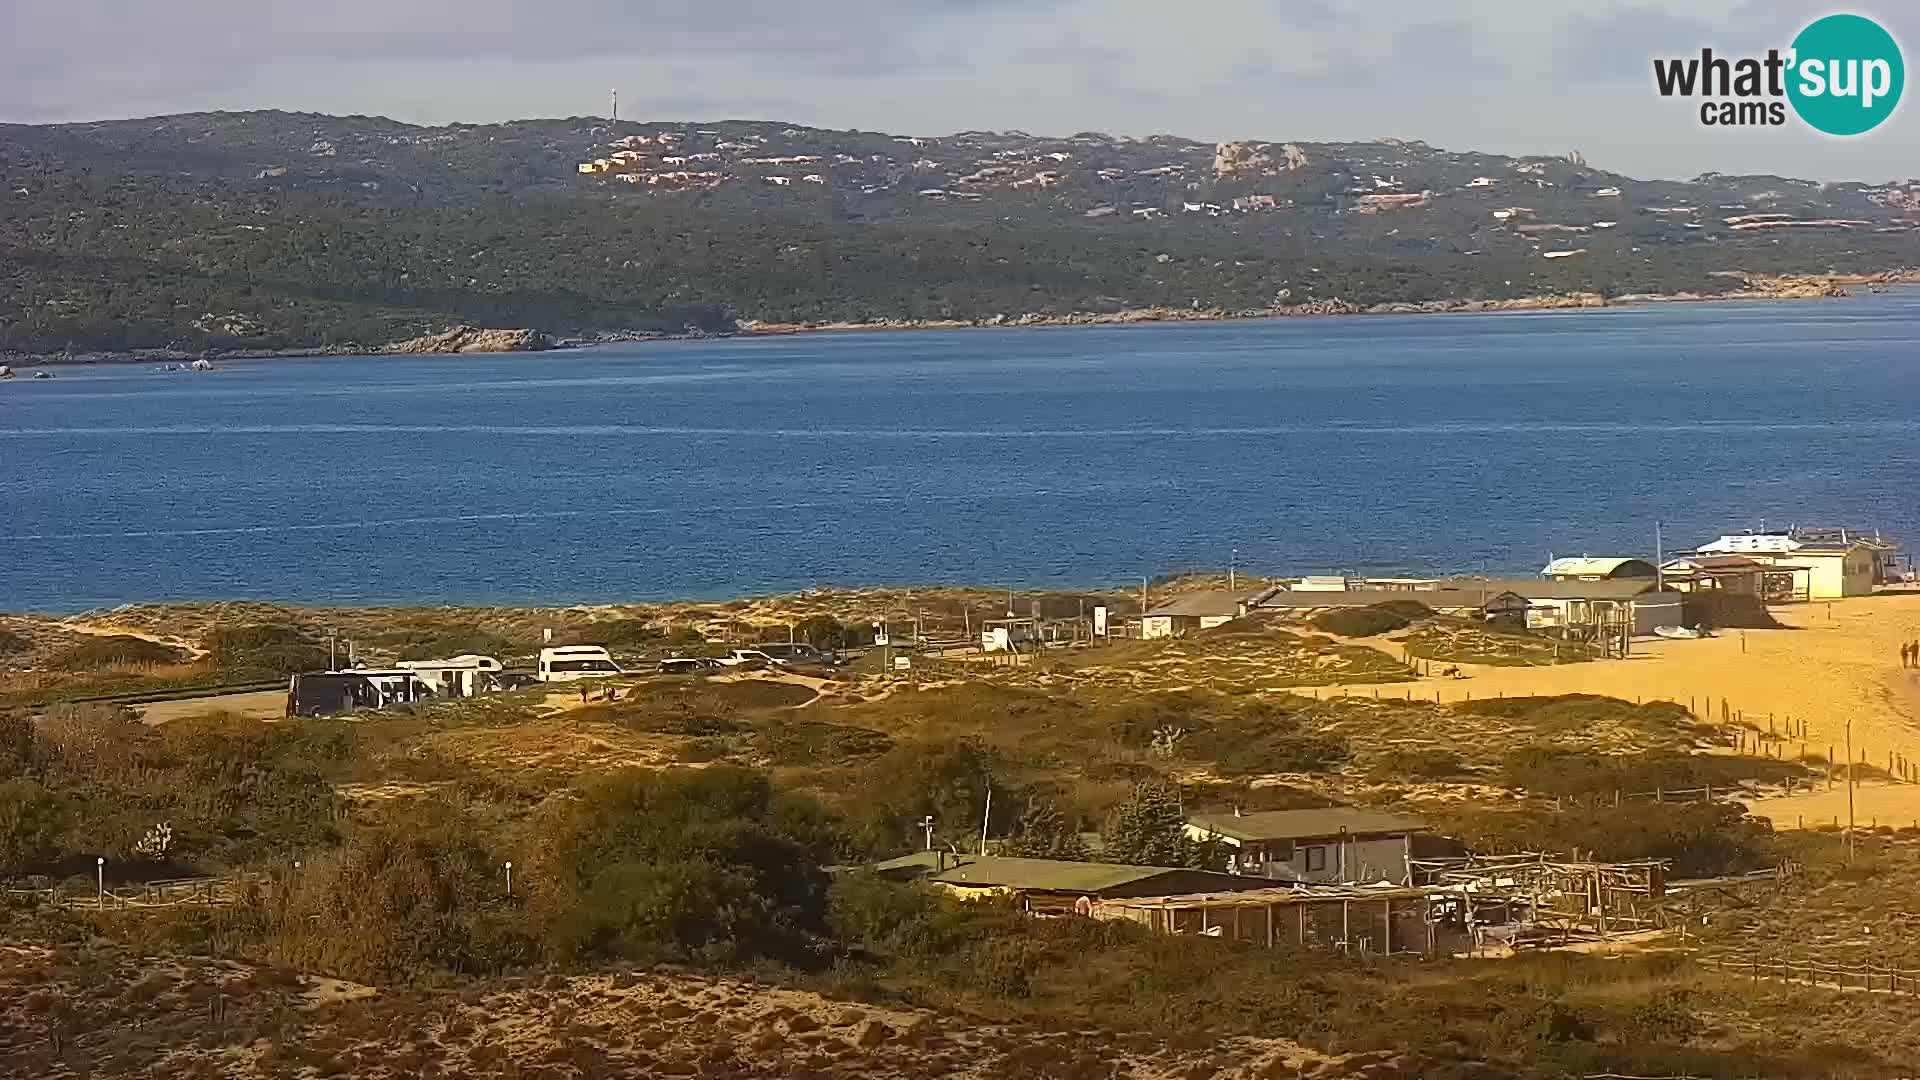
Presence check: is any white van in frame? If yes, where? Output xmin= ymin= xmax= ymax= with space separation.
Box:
xmin=537 ymin=645 xmax=623 ymax=682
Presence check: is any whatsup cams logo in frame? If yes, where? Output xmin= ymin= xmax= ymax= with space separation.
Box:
xmin=1653 ymin=13 xmax=1904 ymax=134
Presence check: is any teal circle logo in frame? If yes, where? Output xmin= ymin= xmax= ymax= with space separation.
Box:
xmin=1787 ymin=14 xmax=1904 ymax=135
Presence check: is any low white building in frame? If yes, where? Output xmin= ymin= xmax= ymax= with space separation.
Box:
xmin=1140 ymin=590 xmax=1256 ymax=639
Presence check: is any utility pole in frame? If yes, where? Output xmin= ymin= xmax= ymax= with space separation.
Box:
xmin=1846 ymin=715 xmax=1857 ymax=863
xmin=1140 ymin=576 xmax=1149 ymax=617
xmin=327 ymin=627 xmax=339 ymax=671
xmin=1230 ymin=547 xmax=1238 ymax=592
xmin=979 ymin=786 xmax=992 ymax=856
xmin=1654 ymin=520 xmax=1664 ymax=593
xmin=920 ymin=816 xmax=936 ymax=851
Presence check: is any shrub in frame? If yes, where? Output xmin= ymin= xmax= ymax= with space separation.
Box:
xmin=1371 ymin=749 xmax=1471 ymax=780
xmin=1444 ymin=800 xmax=1775 ymax=877
xmin=272 ymin=804 xmax=535 ymax=982
xmin=1177 ymin=699 xmax=1350 ymax=776
xmin=0 ymin=628 xmax=29 ymax=656
xmin=205 ymin=625 xmax=330 ymax=676
xmin=1309 ymin=602 xmax=1428 ymax=638
xmin=46 ymin=636 xmax=186 ymax=671
xmin=532 ymin=767 xmax=838 ymax=967
xmin=393 ymin=630 xmax=516 ymax=661
xmin=1501 ymin=747 xmax=1804 ymax=798
xmin=0 ymin=779 xmax=68 ymax=873
xmin=559 ymin=619 xmax=658 ymax=649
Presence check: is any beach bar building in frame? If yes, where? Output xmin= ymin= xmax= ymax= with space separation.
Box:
xmin=1689 ymin=528 xmax=1893 ymax=600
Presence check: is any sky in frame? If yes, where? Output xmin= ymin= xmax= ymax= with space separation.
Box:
xmin=3 ymin=0 xmax=1917 ymax=183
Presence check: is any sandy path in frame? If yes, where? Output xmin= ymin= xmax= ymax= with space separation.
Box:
xmin=55 ymin=618 xmax=208 ymax=658
xmin=138 ymin=689 xmax=285 ymax=725
xmin=1310 ymin=593 xmax=1920 ymax=827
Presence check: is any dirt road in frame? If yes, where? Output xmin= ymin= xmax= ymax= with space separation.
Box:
xmin=138 ymin=689 xmax=285 ymax=725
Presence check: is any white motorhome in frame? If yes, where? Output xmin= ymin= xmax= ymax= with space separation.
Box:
xmin=395 ymin=654 xmax=503 ymax=698
xmin=537 ymin=645 xmax=623 ymax=682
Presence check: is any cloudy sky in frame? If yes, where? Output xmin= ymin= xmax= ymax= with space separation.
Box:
xmin=4 ymin=0 xmax=1916 ymax=182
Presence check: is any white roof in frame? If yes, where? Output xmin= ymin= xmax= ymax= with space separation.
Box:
xmin=1542 ymin=556 xmax=1646 ymax=577
xmin=396 ymin=654 xmax=501 ymax=670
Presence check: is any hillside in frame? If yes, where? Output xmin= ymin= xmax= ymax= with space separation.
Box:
xmin=3 ymin=111 xmax=1919 ymax=355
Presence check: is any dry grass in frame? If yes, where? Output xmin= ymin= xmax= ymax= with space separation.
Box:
xmin=0 ymin=943 xmax=1408 ymax=1080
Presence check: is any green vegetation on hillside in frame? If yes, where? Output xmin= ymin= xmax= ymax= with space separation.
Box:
xmin=3 ymin=112 xmax=1914 ymax=355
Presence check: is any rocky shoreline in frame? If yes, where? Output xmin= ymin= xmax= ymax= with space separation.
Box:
xmin=741 ymin=271 xmax=1908 ymax=334
xmin=5 ymin=272 xmax=1914 ymax=366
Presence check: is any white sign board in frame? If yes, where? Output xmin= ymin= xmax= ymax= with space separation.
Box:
xmin=873 ymin=622 xmax=890 ymax=647
xmin=892 ymin=655 xmax=912 ymax=671
xmin=1093 ymin=606 xmax=1108 ymax=637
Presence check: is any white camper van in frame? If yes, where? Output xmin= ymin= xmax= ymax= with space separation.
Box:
xmin=536 ymin=645 xmax=622 ymax=682
xmin=395 ymin=654 xmax=504 ymax=697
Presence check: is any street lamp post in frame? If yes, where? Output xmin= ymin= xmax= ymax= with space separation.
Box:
xmin=504 ymin=861 xmax=513 ymax=897
xmin=919 ymin=816 xmax=936 ymax=851
xmin=96 ymin=856 xmax=105 ymax=909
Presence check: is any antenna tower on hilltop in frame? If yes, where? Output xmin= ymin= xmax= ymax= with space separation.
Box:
xmin=610 ymin=89 xmax=619 ymax=122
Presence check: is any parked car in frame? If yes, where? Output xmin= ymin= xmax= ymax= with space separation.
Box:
xmin=656 ymin=657 xmax=723 ymax=675
xmin=719 ymin=648 xmax=780 ymax=669
xmin=747 ymin=642 xmax=848 ymax=667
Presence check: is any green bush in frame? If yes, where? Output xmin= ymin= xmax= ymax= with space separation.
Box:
xmin=1371 ymin=748 xmax=1471 ymax=780
xmin=393 ymin=630 xmax=516 ymax=661
xmin=271 ymin=804 xmax=535 ymax=983
xmin=1178 ymin=699 xmax=1350 ymax=776
xmin=559 ymin=619 xmax=658 ymax=649
xmin=1309 ymin=602 xmax=1429 ymax=638
xmin=46 ymin=636 xmax=187 ymax=671
xmin=0 ymin=779 xmax=68 ymax=874
xmin=206 ymin=625 xmax=331 ymax=676
xmin=1501 ymin=747 xmax=1804 ymax=798
xmin=532 ymin=767 xmax=838 ymax=966
xmin=1444 ymin=800 xmax=1775 ymax=877
xmin=0 ymin=628 xmax=29 ymax=657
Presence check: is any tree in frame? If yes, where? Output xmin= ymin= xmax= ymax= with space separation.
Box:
xmin=1000 ymin=799 xmax=1091 ymax=860
xmin=531 ymin=766 xmax=838 ymax=966
xmin=1101 ymin=781 xmax=1209 ymax=868
xmin=0 ymin=711 xmax=35 ymax=780
xmin=851 ymin=738 xmax=1007 ymax=854
xmin=0 ymin=780 xmax=67 ymax=874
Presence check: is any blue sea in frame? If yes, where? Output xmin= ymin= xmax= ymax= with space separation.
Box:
xmin=4 ymin=293 xmax=1919 ymax=612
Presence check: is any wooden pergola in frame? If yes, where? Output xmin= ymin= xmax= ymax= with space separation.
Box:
xmin=1089 ymin=883 xmax=1523 ymax=956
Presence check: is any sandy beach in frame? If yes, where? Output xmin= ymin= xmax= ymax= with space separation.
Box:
xmin=1318 ymin=592 xmax=1920 ymax=828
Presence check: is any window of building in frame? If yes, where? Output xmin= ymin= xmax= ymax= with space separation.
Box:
xmin=1304 ymin=846 xmax=1326 ymax=873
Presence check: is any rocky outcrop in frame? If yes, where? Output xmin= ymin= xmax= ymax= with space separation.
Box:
xmin=1214 ymin=140 xmax=1309 ymax=180
xmin=383 ymin=326 xmax=553 ymax=354
xmin=1214 ymin=140 xmax=1273 ymax=180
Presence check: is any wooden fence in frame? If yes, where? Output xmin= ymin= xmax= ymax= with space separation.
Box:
xmin=3 ymin=875 xmax=249 ymax=912
xmin=1695 ymin=952 xmax=1920 ymax=996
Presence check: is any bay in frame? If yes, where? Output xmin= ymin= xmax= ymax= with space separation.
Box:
xmin=4 ymin=293 xmax=1918 ymax=612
